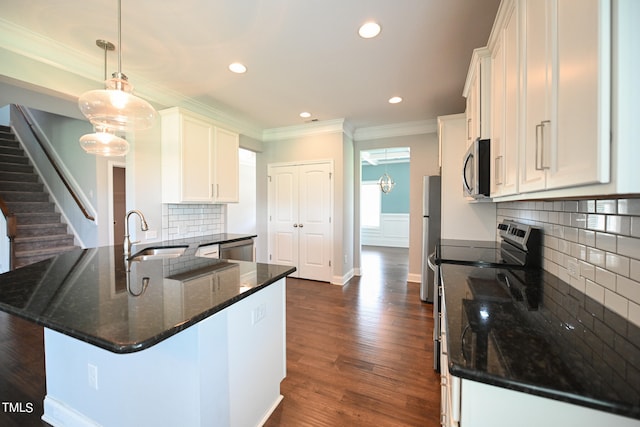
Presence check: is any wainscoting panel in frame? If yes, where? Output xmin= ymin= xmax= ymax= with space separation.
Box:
xmin=361 ymin=213 xmax=409 ymax=248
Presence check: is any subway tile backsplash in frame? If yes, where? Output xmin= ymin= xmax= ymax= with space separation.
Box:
xmin=161 ymin=204 xmax=225 ymax=241
xmin=497 ymin=198 xmax=640 ymax=328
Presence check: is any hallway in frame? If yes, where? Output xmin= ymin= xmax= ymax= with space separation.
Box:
xmin=265 ymin=246 xmax=441 ymax=426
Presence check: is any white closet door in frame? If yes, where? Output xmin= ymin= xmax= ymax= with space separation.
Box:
xmin=268 ymin=162 xmax=333 ymax=282
xmin=269 ymin=165 xmax=299 ymax=272
xmin=297 ymin=163 xmax=332 ymax=282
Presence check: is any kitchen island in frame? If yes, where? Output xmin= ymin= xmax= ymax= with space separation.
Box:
xmin=0 ymin=241 xmax=294 ymax=427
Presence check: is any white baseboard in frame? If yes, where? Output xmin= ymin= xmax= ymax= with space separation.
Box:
xmin=332 ymin=268 xmax=354 ymax=286
xmin=42 ymin=396 xmax=100 ymax=427
xmin=258 ymin=395 xmax=284 ymax=427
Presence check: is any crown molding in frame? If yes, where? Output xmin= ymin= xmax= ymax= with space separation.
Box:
xmin=352 ymin=119 xmax=438 ymax=141
xmin=262 ymin=119 xmax=347 ymax=142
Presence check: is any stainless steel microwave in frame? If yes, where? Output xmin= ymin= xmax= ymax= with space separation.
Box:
xmin=462 ymin=138 xmax=490 ymax=199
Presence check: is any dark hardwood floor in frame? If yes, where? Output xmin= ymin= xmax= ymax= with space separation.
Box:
xmin=0 ymin=246 xmax=440 ymax=426
xmin=265 ymin=246 xmax=440 ymax=426
xmin=0 ymin=311 xmax=47 ymax=426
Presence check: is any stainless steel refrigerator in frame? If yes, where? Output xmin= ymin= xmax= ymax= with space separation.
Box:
xmin=420 ymin=175 xmax=441 ymax=302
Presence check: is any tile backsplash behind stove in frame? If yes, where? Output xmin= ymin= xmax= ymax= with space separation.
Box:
xmin=162 ymin=204 xmax=225 ymax=241
xmin=497 ymin=198 xmax=640 ymax=327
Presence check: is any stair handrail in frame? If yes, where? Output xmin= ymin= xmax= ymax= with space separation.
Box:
xmin=14 ymin=105 xmax=95 ymax=222
xmin=0 ymin=195 xmax=16 ymax=270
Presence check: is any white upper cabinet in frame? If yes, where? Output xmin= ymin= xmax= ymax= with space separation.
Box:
xmin=479 ymin=0 xmax=639 ymax=201
xmin=520 ymin=0 xmax=610 ymax=193
xmin=211 ymin=127 xmax=240 ymax=203
xmin=160 ymin=107 xmax=239 ymax=204
xmin=549 ymin=0 xmax=610 ymax=189
xmin=490 ymin=0 xmax=519 ymax=197
xmin=463 ymin=47 xmax=491 ymax=147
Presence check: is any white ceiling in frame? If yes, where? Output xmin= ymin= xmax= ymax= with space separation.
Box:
xmin=1 ymin=0 xmax=500 ymax=133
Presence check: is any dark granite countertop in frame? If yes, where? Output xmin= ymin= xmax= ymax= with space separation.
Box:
xmin=441 ymin=263 xmax=640 ymax=420
xmin=145 ymin=233 xmax=257 ymax=248
xmin=0 ymin=240 xmax=294 ymax=354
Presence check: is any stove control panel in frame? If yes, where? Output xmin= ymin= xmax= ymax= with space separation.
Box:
xmin=498 ymin=221 xmax=540 ymax=252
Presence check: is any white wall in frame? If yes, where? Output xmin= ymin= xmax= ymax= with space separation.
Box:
xmin=439 ymin=114 xmax=496 ymax=240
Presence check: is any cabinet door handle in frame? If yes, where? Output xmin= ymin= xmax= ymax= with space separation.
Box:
xmin=540 ymin=120 xmax=551 ymax=170
xmin=535 ymin=123 xmax=543 ymax=170
xmin=536 ymin=121 xmax=551 ymax=170
xmin=293 ymin=224 xmax=298 ymax=228
xmin=467 ymin=118 xmax=472 ymax=140
xmin=495 ymin=155 xmax=503 ymax=185
xmin=299 ymin=223 xmax=304 ymax=228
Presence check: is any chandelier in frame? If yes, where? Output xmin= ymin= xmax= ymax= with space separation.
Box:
xmin=78 ymin=0 xmax=156 ymax=156
xmin=378 ymin=149 xmax=395 ymax=193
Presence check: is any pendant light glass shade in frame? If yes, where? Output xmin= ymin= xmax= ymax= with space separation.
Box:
xmin=79 ymin=126 xmax=129 ymax=156
xmin=78 ymin=74 xmax=157 ymax=131
xmin=78 ymin=0 xmax=156 ymax=133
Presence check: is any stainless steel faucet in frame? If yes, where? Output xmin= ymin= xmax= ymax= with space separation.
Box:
xmin=124 ymin=210 xmax=149 ymax=257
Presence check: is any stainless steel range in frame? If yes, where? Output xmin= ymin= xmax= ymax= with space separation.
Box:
xmin=428 ymin=220 xmax=542 ymax=372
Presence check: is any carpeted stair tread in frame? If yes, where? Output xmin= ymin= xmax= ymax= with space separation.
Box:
xmin=0 ymin=125 xmax=79 ymax=269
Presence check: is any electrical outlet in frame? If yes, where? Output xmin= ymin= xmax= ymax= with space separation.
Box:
xmin=88 ymin=363 xmax=98 ymax=390
xmin=251 ymin=303 xmax=267 ymax=324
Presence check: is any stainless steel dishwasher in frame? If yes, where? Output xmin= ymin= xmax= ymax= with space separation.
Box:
xmin=219 ymin=239 xmax=254 ymax=261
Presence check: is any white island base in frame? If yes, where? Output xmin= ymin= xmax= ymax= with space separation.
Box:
xmin=41 ymin=278 xmax=286 ymax=427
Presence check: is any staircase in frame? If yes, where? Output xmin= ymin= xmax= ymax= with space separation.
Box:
xmin=0 ymin=125 xmax=78 ymax=269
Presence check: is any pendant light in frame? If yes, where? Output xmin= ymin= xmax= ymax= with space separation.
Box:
xmin=79 ymin=125 xmax=130 ymax=156
xmin=78 ymin=0 xmax=157 ymax=132
xmin=79 ymin=39 xmax=130 ymax=156
xmin=378 ymin=149 xmax=395 ymax=194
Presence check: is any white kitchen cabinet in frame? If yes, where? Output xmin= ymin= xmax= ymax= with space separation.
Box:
xmin=489 ymin=0 xmax=519 ymax=197
xmin=212 ymin=127 xmax=240 ymax=203
xmin=463 ymin=48 xmax=491 ymax=147
xmin=519 ymin=0 xmax=610 ymax=193
xmin=160 ymin=107 xmax=239 ymax=204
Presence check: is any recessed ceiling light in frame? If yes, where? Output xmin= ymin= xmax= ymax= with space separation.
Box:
xmin=229 ymin=62 xmax=247 ymax=74
xmin=300 ymin=112 xmax=312 ymax=118
xmin=358 ymin=22 xmax=381 ymax=39
xmin=389 ymin=96 xmax=403 ymax=104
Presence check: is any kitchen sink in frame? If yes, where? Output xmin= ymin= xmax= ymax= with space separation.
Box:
xmin=128 ymin=246 xmax=188 ymax=262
